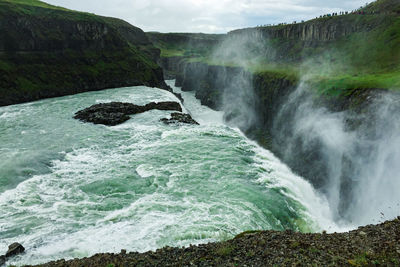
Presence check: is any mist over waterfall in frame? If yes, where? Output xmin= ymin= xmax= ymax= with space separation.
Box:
xmin=210 ymin=31 xmax=264 ymax=132
xmin=221 ymin=69 xmax=257 ymax=132
xmin=201 ymin=30 xmax=400 ymax=228
xmin=271 ymin=83 xmax=400 ymax=226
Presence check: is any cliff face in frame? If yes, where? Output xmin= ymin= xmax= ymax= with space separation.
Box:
xmin=0 ymin=16 xmax=152 ymax=52
xmin=162 ymin=57 xmax=297 ymax=136
xmin=230 ymin=16 xmax=371 ymax=43
xmin=0 ymin=0 xmax=168 ymax=106
xmin=160 ymin=54 xmax=400 ymax=220
xmin=228 ymin=10 xmax=399 ymax=65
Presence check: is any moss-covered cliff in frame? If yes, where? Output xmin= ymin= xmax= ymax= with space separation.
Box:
xmin=0 ymin=0 xmax=168 ymax=106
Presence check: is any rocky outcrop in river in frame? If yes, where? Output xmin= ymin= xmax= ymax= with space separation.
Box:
xmin=161 ymin=112 xmax=199 ymax=125
xmin=0 ymin=242 xmax=25 ymax=266
xmin=74 ymin=101 xmax=183 ymax=126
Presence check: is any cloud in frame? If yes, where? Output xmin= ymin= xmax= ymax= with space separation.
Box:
xmin=43 ymin=0 xmax=369 ymax=33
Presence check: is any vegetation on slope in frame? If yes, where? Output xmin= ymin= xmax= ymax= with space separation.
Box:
xmin=147 ymin=32 xmax=224 ymax=58
xmin=0 ymin=0 xmax=165 ymax=106
xmin=150 ymin=0 xmax=400 ymax=98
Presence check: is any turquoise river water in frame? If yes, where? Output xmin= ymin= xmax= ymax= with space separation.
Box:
xmin=0 ymin=81 xmax=340 ymax=265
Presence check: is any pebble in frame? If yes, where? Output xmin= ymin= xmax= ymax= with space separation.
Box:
xmin=24 ymin=218 xmax=400 ymax=267
xmin=358 ymin=231 xmax=367 ymax=236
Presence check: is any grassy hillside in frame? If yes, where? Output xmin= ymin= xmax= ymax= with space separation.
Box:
xmin=0 ymin=0 xmax=166 ymax=106
xmin=150 ymin=0 xmax=400 ymax=98
xmin=363 ymin=0 xmax=400 ymax=13
xmin=2 ymin=0 xmax=67 ymax=10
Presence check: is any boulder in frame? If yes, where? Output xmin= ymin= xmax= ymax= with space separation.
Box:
xmin=5 ymin=242 xmax=25 ymax=258
xmin=161 ymin=113 xmax=199 ymax=125
xmin=0 ymin=255 xmax=5 ymax=265
xmin=74 ymin=101 xmax=182 ymax=126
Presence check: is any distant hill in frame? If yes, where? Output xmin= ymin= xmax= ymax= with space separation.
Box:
xmin=147 ymin=32 xmax=224 ymax=58
xmin=0 ymin=0 xmax=167 ymax=106
xmin=363 ymin=0 xmax=400 ymax=13
xmin=150 ymin=0 xmax=400 ymax=93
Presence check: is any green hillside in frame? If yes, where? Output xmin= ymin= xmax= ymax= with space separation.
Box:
xmin=0 ymin=0 xmax=166 ymax=106
xmin=150 ymin=0 xmax=400 ymax=97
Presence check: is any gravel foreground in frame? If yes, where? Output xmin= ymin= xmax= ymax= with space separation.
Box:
xmin=28 ymin=218 xmax=400 ymax=267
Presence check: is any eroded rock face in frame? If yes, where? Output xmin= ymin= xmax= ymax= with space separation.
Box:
xmin=161 ymin=113 xmax=199 ymax=125
xmin=74 ymin=101 xmax=182 ymax=126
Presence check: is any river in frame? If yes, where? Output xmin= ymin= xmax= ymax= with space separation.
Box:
xmin=0 ymin=81 xmax=338 ymax=265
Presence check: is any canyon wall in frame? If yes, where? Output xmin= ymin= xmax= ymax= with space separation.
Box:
xmin=0 ymin=0 xmax=168 ymax=106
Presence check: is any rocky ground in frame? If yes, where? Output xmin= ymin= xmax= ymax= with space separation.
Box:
xmin=20 ymin=217 xmax=400 ymax=267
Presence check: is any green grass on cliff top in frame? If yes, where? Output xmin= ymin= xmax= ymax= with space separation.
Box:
xmin=0 ymin=0 xmax=142 ymax=33
xmin=156 ymin=9 xmax=400 ymax=94
xmin=0 ymin=0 xmax=105 ymax=22
xmin=1 ymin=0 xmax=70 ymax=11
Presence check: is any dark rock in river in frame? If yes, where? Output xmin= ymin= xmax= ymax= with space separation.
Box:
xmin=143 ymin=101 xmax=182 ymax=112
xmin=161 ymin=113 xmax=199 ymax=125
xmin=0 ymin=255 xmax=5 ymax=266
xmin=5 ymin=242 xmax=25 ymax=258
xmin=74 ymin=101 xmax=182 ymax=126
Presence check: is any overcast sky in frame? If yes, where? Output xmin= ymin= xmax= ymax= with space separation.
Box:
xmin=44 ymin=0 xmax=369 ymax=33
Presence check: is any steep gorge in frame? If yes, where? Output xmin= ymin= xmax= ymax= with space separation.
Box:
xmin=150 ymin=0 xmax=400 ymax=225
xmin=0 ymin=0 xmax=168 ymax=106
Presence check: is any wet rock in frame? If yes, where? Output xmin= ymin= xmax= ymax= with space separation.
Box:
xmin=143 ymin=101 xmax=182 ymax=112
xmin=173 ymin=92 xmax=184 ymax=103
xmin=76 ymin=111 xmax=130 ymax=126
xmin=5 ymin=242 xmax=25 ymax=258
xmin=161 ymin=113 xmax=199 ymax=125
xmin=0 ymin=255 xmax=5 ymax=266
xmin=74 ymin=101 xmax=182 ymax=126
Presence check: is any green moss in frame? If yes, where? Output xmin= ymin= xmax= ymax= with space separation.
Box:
xmin=348 ymin=253 xmax=369 ymax=266
xmin=234 ymin=230 xmax=262 ymax=239
xmin=0 ymin=60 xmax=13 ymax=72
xmin=348 ymin=251 xmax=400 ymax=266
xmin=215 ymin=244 xmax=236 ymax=256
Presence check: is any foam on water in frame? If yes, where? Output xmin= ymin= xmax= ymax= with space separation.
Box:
xmin=0 ymin=82 xmax=339 ymax=265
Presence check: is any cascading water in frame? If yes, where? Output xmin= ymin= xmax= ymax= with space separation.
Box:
xmin=272 ymin=82 xmax=400 ymax=226
xmin=0 ymin=81 xmax=338 ymax=266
